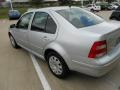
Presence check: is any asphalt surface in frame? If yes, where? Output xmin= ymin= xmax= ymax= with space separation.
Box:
xmin=0 ymin=11 xmax=120 ymax=90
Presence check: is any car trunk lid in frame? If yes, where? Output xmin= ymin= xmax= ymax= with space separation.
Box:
xmin=79 ymin=22 xmax=120 ymax=54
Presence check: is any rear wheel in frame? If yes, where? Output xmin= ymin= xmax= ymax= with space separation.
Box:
xmin=46 ymin=52 xmax=69 ymax=78
xmin=9 ymin=35 xmax=20 ymax=49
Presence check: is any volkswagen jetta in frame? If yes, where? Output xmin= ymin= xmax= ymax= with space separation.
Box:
xmin=9 ymin=7 xmax=120 ymax=78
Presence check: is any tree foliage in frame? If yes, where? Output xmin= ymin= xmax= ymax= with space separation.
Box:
xmin=106 ymin=0 xmax=115 ymax=3
xmin=58 ymin=0 xmax=72 ymax=5
xmin=30 ymin=0 xmax=43 ymax=7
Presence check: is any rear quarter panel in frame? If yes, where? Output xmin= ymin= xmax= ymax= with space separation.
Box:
xmin=48 ymin=11 xmax=103 ymax=67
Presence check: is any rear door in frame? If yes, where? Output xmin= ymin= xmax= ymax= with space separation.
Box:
xmin=29 ymin=11 xmax=57 ymax=55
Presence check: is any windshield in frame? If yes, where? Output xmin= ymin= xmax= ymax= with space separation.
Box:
xmin=56 ymin=8 xmax=104 ymax=28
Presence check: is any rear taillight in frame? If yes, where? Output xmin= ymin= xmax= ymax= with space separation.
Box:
xmin=88 ymin=40 xmax=107 ymax=58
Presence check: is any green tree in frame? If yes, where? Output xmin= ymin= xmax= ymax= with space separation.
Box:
xmin=30 ymin=0 xmax=43 ymax=7
xmin=106 ymin=0 xmax=116 ymax=3
xmin=58 ymin=0 xmax=72 ymax=6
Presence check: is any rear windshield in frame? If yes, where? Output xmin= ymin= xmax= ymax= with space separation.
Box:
xmin=56 ymin=8 xmax=104 ymax=28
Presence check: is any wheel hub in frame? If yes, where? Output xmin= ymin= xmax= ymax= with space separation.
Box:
xmin=49 ymin=56 xmax=63 ymax=75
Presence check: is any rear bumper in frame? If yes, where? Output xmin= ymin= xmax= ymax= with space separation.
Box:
xmin=71 ymin=44 xmax=120 ymax=77
xmin=72 ymin=57 xmax=119 ymax=77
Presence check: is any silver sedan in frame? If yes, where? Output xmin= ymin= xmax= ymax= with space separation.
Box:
xmin=8 ymin=6 xmax=120 ymax=78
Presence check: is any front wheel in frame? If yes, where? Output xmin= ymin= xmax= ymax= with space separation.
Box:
xmin=9 ymin=35 xmax=19 ymax=49
xmin=47 ymin=52 xmax=69 ymax=79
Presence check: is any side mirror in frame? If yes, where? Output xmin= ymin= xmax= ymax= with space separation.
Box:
xmin=10 ymin=24 xmax=16 ymax=28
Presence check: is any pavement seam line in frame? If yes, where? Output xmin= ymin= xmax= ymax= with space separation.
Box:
xmin=30 ymin=54 xmax=51 ymax=90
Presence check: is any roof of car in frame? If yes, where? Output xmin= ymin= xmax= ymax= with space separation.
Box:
xmin=28 ymin=6 xmax=78 ymax=12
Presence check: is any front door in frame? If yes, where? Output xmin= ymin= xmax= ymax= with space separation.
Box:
xmin=14 ymin=12 xmax=33 ymax=48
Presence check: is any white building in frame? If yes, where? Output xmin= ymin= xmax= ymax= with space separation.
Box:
xmin=11 ymin=0 xmax=29 ymax=2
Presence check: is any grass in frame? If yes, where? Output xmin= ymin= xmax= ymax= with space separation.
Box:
xmin=0 ymin=7 xmax=28 ymax=19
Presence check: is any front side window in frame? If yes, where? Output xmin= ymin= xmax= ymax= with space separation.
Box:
xmin=16 ymin=12 xmax=33 ymax=29
xmin=31 ymin=12 xmax=48 ymax=32
xmin=56 ymin=8 xmax=104 ymax=28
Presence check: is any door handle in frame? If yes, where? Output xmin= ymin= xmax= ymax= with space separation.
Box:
xmin=43 ymin=36 xmax=50 ymax=41
xmin=43 ymin=36 xmax=47 ymax=39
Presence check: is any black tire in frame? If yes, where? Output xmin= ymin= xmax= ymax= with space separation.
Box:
xmin=110 ymin=17 xmax=117 ymax=20
xmin=9 ymin=35 xmax=20 ymax=49
xmin=91 ymin=9 xmax=94 ymax=12
xmin=46 ymin=52 xmax=69 ymax=79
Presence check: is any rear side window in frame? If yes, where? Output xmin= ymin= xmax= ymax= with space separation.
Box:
xmin=45 ymin=15 xmax=57 ymax=34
